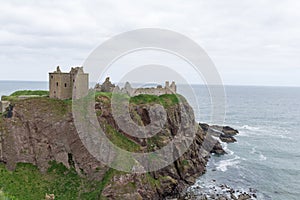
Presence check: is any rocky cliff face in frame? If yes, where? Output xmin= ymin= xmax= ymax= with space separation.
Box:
xmin=0 ymin=96 xmax=224 ymax=199
xmin=0 ymin=98 xmax=106 ymax=178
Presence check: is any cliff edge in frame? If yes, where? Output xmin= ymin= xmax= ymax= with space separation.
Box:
xmin=0 ymin=93 xmax=225 ymax=199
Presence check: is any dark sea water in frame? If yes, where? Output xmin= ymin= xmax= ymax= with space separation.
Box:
xmin=0 ymin=81 xmax=299 ymax=200
xmin=0 ymin=81 xmax=48 ymax=97
xmin=182 ymin=85 xmax=300 ymax=200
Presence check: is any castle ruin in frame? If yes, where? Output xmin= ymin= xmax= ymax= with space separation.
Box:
xmin=95 ymin=77 xmax=177 ymax=96
xmin=49 ymin=66 xmax=89 ymax=99
xmin=94 ymin=77 xmax=116 ymax=93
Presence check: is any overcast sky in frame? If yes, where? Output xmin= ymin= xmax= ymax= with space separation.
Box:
xmin=0 ymin=0 xmax=300 ymax=86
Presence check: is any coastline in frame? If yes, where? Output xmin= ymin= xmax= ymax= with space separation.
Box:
xmin=0 ymin=92 xmax=226 ymax=199
xmin=0 ymin=88 xmax=257 ymax=199
xmin=179 ymin=124 xmax=258 ymax=200
xmin=1 ymin=84 xmax=299 ymax=199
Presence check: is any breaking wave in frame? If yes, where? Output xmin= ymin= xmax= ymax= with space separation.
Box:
xmin=216 ymin=156 xmax=240 ymax=172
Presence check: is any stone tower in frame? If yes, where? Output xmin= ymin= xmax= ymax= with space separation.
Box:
xmin=49 ymin=66 xmax=89 ymax=99
xmin=170 ymin=81 xmax=176 ymax=92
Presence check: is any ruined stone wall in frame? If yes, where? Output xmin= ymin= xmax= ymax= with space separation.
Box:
xmin=96 ymin=78 xmax=177 ymax=97
xmin=49 ymin=73 xmax=72 ymax=99
xmin=49 ymin=67 xmax=89 ymax=100
xmin=133 ymin=88 xmax=175 ymax=96
xmin=72 ymin=73 xmax=89 ymax=99
xmin=131 ymin=81 xmax=176 ymax=96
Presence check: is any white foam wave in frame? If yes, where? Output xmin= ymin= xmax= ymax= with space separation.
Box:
xmin=222 ymin=142 xmax=234 ymax=155
xmin=241 ymin=125 xmax=260 ymax=131
xmin=259 ymin=154 xmax=267 ymax=161
xmin=237 ymin=131 xmax=250 ymax=137
xmin=277 ymin=134 xmax=292 ymax=140
xmin=239 ymin=126 xmax=292 ymax=140
xmin=216 ymin=156 xmax=240 ymax=172
xmin=250 ymin=146 xmax=267 ymax=161
xmin=250 ymin=147 xmax=256 ymax=154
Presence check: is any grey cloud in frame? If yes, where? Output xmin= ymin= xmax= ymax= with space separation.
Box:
xmin=0 ymin=0 xmax=299 ymax=86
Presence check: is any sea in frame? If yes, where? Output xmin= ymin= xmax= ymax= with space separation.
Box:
xmin=0 ymin=81 xmax=299 ymax=200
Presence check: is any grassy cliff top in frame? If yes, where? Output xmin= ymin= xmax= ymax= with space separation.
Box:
xmin=9 ymin=90 xmax=49 ymax=97
xmin=95 ymin=91 xmax=186 ymax=108
xmin=0 ymin=90 xmax=195 ymax=199
xmin=2 ymin=90 xmax=184 ymax=106
xmin=1 ymin=90 xmax=49 ymax=101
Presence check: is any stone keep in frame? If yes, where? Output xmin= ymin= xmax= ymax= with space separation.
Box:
xmin=49 ymin=66 xmax=89 ymax=99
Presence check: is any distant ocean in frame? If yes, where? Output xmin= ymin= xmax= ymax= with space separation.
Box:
xmin=0 ymin=81 xmax=48 ymax=97
xmin=186 ymin=85 xmax=300 ymax=200
xmin=1 ymin=81 xmax=299 ymax=200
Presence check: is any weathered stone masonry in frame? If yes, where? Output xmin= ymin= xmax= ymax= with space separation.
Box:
xmin=96 ymin=77 xmax=177 ymax=96
xmin=49 ymin=66 xmax=89 ymax=100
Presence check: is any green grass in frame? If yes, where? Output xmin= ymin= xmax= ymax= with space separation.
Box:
xmin=16 ymin=97 xmax=71 ymax=119
xmin=0 ymin=189 xmax=16 ymax=200
xmin=94 ymin=92 xmax=182 ymax=108
xmin=0 ymin=91 xmax=186 ymax=199
xmin=1 ymin=90 xmax=49 ymax=102
xmin=146 ymin=134 xmax=166 ymax=151
xmin=104 ymin=124 xmax=140 ymax=152
xmin=97 ymin=168 xmax=118 ymax=199
xmin=129 ymin=94 xmax=181 ymax=108
xmin=0 ymin=162 xmax=103 ymax=200
xmin=158 ymin=94 xmax=180 ymax=108
xmin=181 ymin=159 xmax=189 ymax=166
xmin=95 ymin=92 xmax=112 ymax=99
xmin=94 ymin=91 xmax=181 ymax=107
xmin=143 ymin=173 xmax=160 ymax=188
xmin=10 ymin=90 xmax=49 ymax=97
xmin=129 ymin=94 xmax=160 ymax=105
xmin=1 ymin=96 xmax=16 ymax=102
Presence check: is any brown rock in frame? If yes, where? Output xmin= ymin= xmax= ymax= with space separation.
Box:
xmin=0 ymin=96 xmax=226 ymax=199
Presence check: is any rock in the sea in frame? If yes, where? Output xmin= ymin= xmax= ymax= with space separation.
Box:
xmin=219 ymin=134 xmax=237 ymax=143
xmin=237 ymin=193 xmax=252 ymax=200
xmin=183 ymin=180 xmax=257 ymax=200
xmin=199 ymin=123 xmax=238 ymax=143
xmin=210 ymin=125 xmax=239 ymax=136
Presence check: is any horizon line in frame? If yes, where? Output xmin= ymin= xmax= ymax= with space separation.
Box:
xmin=0 ymin=80 xmax=299 ymax=88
